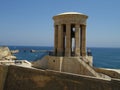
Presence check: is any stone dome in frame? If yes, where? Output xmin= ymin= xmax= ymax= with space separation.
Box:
xmin=57 ymin=12 xmax=87 ymax=16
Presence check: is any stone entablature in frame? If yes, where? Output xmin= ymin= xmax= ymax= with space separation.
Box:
xmin=53 ymin=14 xmax=88 ymax=25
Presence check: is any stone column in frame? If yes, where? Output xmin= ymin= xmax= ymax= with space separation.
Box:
xmin=57 ymin=24 xmax=64 ymax=56
xmin=81 ymin=25 xmax=86 ymax=56
xmin=54 ymin=25 xmax=58 ymax=56
xmin=65 ymin=23 xmax=71 ymax=56
xmin=75 ymin=24 xmax=80 ymax=56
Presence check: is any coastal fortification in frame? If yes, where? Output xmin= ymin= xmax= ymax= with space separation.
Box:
xmin=0 ymin=65 xmax=120 ymax=90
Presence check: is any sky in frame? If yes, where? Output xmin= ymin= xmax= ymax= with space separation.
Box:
xmin=0 ymin=0 xmax=120 ymax=47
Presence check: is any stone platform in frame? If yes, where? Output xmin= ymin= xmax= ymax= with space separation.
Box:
xmin=33 ymin=55 xmax=106 ymax=78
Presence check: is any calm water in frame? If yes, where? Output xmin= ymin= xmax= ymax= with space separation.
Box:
xmin=9 ymin=46 xmax=120 ymax=69
xmin=91 ymin=48 xmax=120 ymax=69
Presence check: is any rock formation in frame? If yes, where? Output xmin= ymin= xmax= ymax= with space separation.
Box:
xmin=11 ymin=50 xmax=19 ymax=54
xmin=0 ymin=46 xmax=16 ymax=60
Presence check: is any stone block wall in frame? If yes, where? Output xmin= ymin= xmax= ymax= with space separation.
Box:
xmin=0 ymin=65 xmax=8 ymax=90
xmin=32 ymin=56 xmax=49 ymax=69
xmin=46 ymin=56 xmax=100 ymax=77
xmin=47 ymin=56 xmax=63 ymax=71
xmin=0 ymin=65 xmax=119 ymax=90
xmin=62 ymin=57 xmax=92 ymax=75
xmin=95 ymin=68 xmax=120 ymax=79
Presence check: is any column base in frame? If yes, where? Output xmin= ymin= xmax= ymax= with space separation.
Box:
xmin=81 ymin=52 xmax=86 ymax=56
xmin=75 ymin=48 xmax=80 ymax=56
xmin=57 ymin=48 xmax=64 ymax=56
xmin=65 ymin=48 xmax=71 ymax=57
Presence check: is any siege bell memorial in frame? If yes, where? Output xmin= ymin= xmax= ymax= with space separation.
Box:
xmin=36 ymin=12 xmax=102 ymax=77
xmin=53 ymin=12 xmax=87 ymax=57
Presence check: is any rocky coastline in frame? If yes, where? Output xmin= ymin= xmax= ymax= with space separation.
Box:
xmin=0 ymin=46 xmax=17 ymax=60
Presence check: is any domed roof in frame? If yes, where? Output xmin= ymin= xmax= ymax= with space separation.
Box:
xmin=53 ymin=12 xmax=88 ymax=20
xmin=57 ymin=12 xmax=86 ymax=16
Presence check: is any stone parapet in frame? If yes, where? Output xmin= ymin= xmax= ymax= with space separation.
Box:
xmin=0 ymin=65 xmax=119 ymax=90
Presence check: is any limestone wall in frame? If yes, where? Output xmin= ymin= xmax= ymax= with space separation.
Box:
xmin=95 ymin=68 xmax=120 ymax=79
xmin=46 ymin=56 xmax=100 ymax=77
xmin=0 ymin=65 xmax=8 ymax=90
xmin=32 ymin=55 xmax=63 ymax=71
xmin=32 ymin=56 xmax=49 ymax=69
xmin=47 ymin=56 xmax=63 ymax=71
xmin=86 ymin=56 xmax=93 ymax=66
xmin=0 ymin=65 xmax=119 ymax=90
xmin=62 ymin=57 xmax=93 ymax=76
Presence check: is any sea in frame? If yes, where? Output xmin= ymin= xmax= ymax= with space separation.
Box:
xmin=8 ymin=46 xmax=120 ymax=69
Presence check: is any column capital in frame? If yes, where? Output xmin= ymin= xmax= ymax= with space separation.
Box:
xmin=81 ymin=24 xmax=86 ymax=28
xmin=65 ymin=23 xmax=71 ymax=26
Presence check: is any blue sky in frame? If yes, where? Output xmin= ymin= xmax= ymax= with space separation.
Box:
xmin=0 ymin=0 xmax=120 ymax=47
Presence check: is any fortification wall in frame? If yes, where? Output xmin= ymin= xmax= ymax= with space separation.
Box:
xmin=46 ymin=56 xmax=100 ymax=77
xmin=0 ymin=65 xmax=8 ymax=90
xmin=0 ymin=65 xmax=120 ymax=90
xmin=47 ymin=56 xmax=63 ymax=71
xmin=32 ymin=56 xmax=49 ymax=69
xmin=62 ymin=57 xmax=95 ymax=76
xmin=95 ymin=68 xmax=120 ymax=79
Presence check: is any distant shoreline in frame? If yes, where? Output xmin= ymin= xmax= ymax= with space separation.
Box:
xmin=1 ymin=45 xmax=120 ymax=48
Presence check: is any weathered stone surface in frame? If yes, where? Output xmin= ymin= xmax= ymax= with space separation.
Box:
xmin=95 ymin=68 xmax=120 ymax=79
xmin=53 ymin=12 xmax=88 ymax=57
xmin=0 ymin=65 xmax=119 ymax=90
xmin=33 ymin=56 xmax=100 ymax=78
xmin=0 ymin=65 xmax=8 ymax=90
xmin=0 ymin=46 xmax=16 ymax=60
xmin=32 ymin=56 xmax=48 ymax=69
xmin=10 ymin=50 xmax=19 ymax=54
xmin=0 ymin=46 xmax=11 ymax=59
